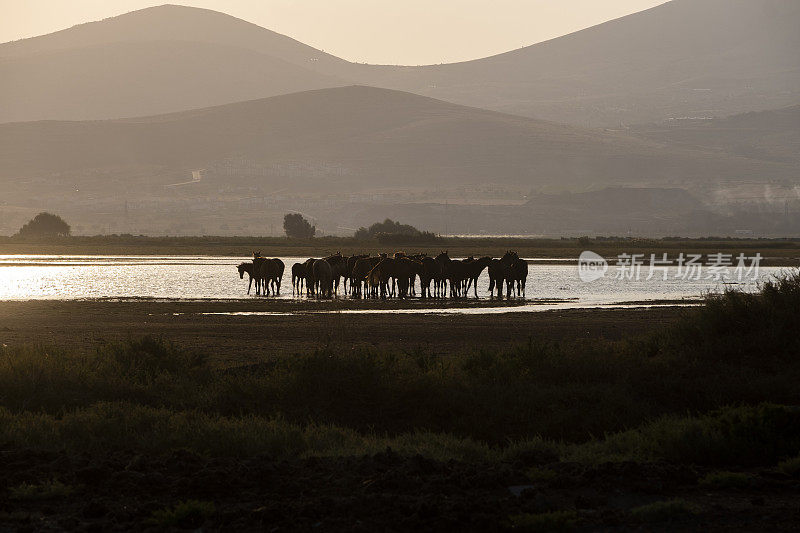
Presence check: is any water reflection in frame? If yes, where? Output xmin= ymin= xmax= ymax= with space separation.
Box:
xmin=0 ymin=256 xmax=784 ymax=313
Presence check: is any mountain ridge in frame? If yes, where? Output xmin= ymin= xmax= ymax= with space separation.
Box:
xmin=2 ymin=1 xmax=797 ymax=125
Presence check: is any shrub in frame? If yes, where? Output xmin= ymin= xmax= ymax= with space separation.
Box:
xmin=698 ymin=471 xmax=754 ymax=489
xmin=148 ymin=500 xmax=215 ymax=528
xmin=629 ymin=499 xmax=697 ymax=523
xmin=9 ymin=480 xmax=74 ymax=501
xmin=777 ymin=454 xmax=800 ymax=477
xmin=509 ymin=510 xmax=577 ymax=531
xmin=525 ymin=467 xmax=557 ymax=483
xmin=568 ymin=404 xmax=800 ymax=466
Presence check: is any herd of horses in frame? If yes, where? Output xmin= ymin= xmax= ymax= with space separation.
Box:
xmin=237 ymin=251 xmax=529 ymax=299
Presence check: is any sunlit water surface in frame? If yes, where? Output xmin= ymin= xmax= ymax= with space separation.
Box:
xmin=0 ymin=255 xmax=788 ymax=313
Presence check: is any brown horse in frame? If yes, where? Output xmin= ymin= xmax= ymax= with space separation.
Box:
xmin=303 ymin=257 xmax=317 ymax=296
xmin=418 ymin=256 xmax=440 ymax=298
xmin=269 ymin=258 xmax=285 ymax=295
xmin=312 ymin=259 xmax=334 ymax=298
xmin=324 ymin=253 xmax=348 ymax=294
xmin=365 ymin=257 xmax=399 ymax=298
xmin=463 ymin=256 xmax=492 ymax=298
xmin=346 ymin=254 xmax=370 ymax=295
xmin=393 ymin=257 xmax=424 ymax=298
xmin=501 ymin=251 xmax=528 ymax=297
xmin=237 ymin=262 xmax=258 ymax=295
xmin=352 ymin=256 xmax=382 ymax=297
xmin=252 ymin=253 xmax=283 ymax=296
xmin=291 ymin=262 xmax=306 ymax=294
xmin=487 ymin=259 xmax=505 ymax=298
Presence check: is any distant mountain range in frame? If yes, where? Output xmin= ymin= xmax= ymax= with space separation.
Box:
xmin=2 ymin=86 xmax=793 ymax=195
xmin=2 ymin=0 xmax=798 ymax=125
xmin=1 ymin=1 xmax=797 ymax=236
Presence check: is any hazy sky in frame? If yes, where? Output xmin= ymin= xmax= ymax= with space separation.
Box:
xmin=0 ymin=0 xmax=668 ymax=64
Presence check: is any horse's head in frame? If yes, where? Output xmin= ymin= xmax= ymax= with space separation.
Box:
xmin=237 ymin=263 xmax=247 ymax=279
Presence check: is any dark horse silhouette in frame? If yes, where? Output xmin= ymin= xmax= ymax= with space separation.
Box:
xmin=237 ymin=262 xmax=258 ymax=295
xmin=291 ymin=262 xmax=306 ymax=294
xmin=501 ymin=250 xmax=528 ymax=298
xmin=253 ymin=252 xmax=284 ymax=296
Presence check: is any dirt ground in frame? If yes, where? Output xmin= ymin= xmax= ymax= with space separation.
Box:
xmin=2 ymin=300 xmax=799 ymax=531
xmin=0 ymin=300 xmax=687 ymax=366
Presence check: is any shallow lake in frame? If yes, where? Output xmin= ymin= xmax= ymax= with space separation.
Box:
xmin=0 ymin=255 xmax=788 ymax=312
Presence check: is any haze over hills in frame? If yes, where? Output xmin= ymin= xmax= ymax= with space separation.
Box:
xmin=2 ymin=86 xmax=793 ymax=190
xmin=629 ymin=105 xmax=800 ymax=166
xmin=2 ymin=0 xmax=798 ymax=126
xmin=0 ymin=86 xmax=796 ymax=235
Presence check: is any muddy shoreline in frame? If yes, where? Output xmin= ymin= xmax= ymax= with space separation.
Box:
xmin=0 ymin=299 xmax=687 ymax=367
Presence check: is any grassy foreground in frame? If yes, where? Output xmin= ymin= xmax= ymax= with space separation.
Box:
xmin=2 ymin=273 xmax=800 ymax=530
xmin=1 ymin=272 xmax=799 ymax=466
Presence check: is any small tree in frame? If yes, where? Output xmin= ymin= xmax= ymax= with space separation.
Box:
xmin=17 ymin=212 xmax=71 ymax=238
xmin=283 ymin=213 xmax=315 ymax=239
xmin=354 ymin=218 xmax=422 ymax=239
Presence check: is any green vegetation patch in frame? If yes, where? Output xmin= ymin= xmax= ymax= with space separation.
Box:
xmin=630 ymin=499 xmax=698 ymax=523
xmin=777 ymin=454 xmax=800 ymax=477
xmin=8 ymin=480 xmax=74 ymax=501
xmin=509 ymin=510 xmax=577 ymax=531
xmin=698 ymin=471 xmax=754 ymax=488
xmin=568 ymin=403 xmax=800 ymax=466
xmin=147 ymin=500 xmax=216 ymax=528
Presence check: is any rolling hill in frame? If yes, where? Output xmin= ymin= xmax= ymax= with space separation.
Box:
xmin=1 ymin=1 xmax=797 ymax=125
xmin=359 ymin=0 xmax=800 ymax=126
xmin=1 ymin=86 xmax=794 ymax=193
xmin=0 ymin=40 xmax=347 ymax=124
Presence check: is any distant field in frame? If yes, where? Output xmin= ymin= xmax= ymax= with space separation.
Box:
xmin=1 ymin=235 xmax=799 ymax=265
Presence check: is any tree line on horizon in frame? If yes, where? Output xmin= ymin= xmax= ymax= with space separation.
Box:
xmin=284 ymin=214 xmax=437 ymax=242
